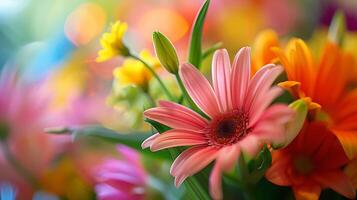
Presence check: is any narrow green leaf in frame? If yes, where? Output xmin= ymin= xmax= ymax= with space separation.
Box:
xmin=145 ymin=118 xmax=171 ymax=133
xmin=247 ymin=146 xmax=272 ymax=184
xmin=188 ymin=0 xmax=210 ymax=68
xmin=70 ymin=126 xmax=171 ymax=159
xmin=201 ymin=42 xmax=223 ymax=61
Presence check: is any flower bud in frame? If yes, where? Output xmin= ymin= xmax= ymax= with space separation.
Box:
xmin=328 ymin=10 xmax=346 ymax=46
xmin=283 ymin=99 xmax=308 ymax=147
xmin=152 ymin=31 xmax=179 ymax=74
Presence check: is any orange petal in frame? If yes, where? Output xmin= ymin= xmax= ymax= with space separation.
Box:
xmin=332 ymin=130 xmax=357 ymax=159
xmin=292 ymin=182 xmax=321 ymax=200
xmin=344 ymin=159 xmax=357 ymax=189
xmin=252 ymin=29 xmax=280 ymax=73
xmin=278 ymin=81 xmax=303 ymax=99
xmin=265 ymin=151 xmax=292 ymax=186
xmin=312 ymin=171 xmax=356 ymax=199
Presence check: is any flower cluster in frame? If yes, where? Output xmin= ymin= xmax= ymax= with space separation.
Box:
xmin=90 ymin=2 xmax=357 ymax=198
xmin=5 ymin=1 xmax=355 ymax=199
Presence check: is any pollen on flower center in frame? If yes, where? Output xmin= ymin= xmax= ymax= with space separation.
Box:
xmin=207 ymin=110 xmax=249 ymax=147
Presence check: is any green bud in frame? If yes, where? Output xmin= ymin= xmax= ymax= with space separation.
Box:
xmin=0 ymin=121 xmax=10 ymax=141
xmin=152 ymin=31 xmax=179 ymax=74
xmin=328 ymin=10 xmax=346 ymax=46
xmin=283 ymin=99 xmax=308 ymax=148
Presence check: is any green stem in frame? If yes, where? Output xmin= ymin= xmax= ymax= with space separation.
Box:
xmin=242 ymin=184 xmax=256 ymax=200
xmin=144 ymin=91 xmax=156 ymax=108
xmin=129 ymin=54 xmax=175 ymax=101
xmin=1 ymin=142 xmax=40 ymax=189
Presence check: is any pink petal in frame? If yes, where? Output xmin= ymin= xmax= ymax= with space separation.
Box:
xmin=157 ymin=100 xmax=208 ymax=125
xmin=216 ymin=145 xmax=240 ymax=171
xmin=212 ymin=49 xmax=232 ymax=112
xmin=150 ymin=129 xmax=207 ymax=151
xmin=170 ymin=146 xmax=218 ymax=186
xmin=238 ymin=135 xmax=262 ymax=158
xmin=249 ymin=104 xmax=294 ymax=147
xmin=179 ymin=63 xmax=221 ymax=118
xmin=231 ymin=47 xmax=251 ymax=109
xmin=248 ymin=87 xmax=283 ymax=127
xmin=117 ymin=145 xmax=141 ymax=166
xmin=95 ymin=184 xmax=131 ymax=200
xmin=312 ymin=171 xmax=356 ymax=199
xmin=174 ymin=173 xmax=188 ymax=188
xmin=259 ymin=104 xmax=294 ymax=124
xmin=244 ymin=65 xmax=283 ymax=114
xmin=100 ymin=172 xmax=141 ymax=186
xmin=141 ymin=133 xmax=160 ymax=149
xmin=250 ymin=120 xmax=285 ymax=146
xmin=209 ymin=163 xmax=223 ymax=200
xmin=144 ymin=102 xmax=208 ymax=131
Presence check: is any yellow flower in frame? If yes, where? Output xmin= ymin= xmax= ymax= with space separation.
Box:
xmin=96 ymin=21 xmax=129 ymax=62
xmin=113 ymin=50 xmax=160 ymax=89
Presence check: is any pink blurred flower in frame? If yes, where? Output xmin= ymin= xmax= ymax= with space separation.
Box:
xmin=94 ymin=145 xmax=147 ymax=200
xmin=0 ymin=70 xmax=111 ymax=199
xmin=0 ymin=70 xmax=60 ymax=198
xmin=142 ymin=48 xmax=294 ymax=199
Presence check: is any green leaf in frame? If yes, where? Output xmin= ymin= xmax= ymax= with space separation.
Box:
xmin=68 ymin=125 xmax=171 ymax=159
xmin=145 ymin=118 xmax=171 ymax=133
xmin=247 ymin=146 xmax=272 ymax=184
xmin=201 ymin=42 xmax=223 ymax=61
xmin=188 ymin=0 xmax=210 ymax=68
xmin=72 ymin=126 xmax=147 ymax=146
xmin=183 ymin=174 xmax=211 ymax=200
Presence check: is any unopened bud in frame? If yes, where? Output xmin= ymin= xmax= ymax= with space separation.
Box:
xmin=328 ymin=10 xmax=346 ymax=46
xmin=152 ymin=31 xmax=179 ymax=74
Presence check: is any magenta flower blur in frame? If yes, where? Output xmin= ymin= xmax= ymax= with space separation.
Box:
xmin=142 ymin=48 xmax=294 ymax=199
xmin=94 ymin=145 xmax=147 ymax=200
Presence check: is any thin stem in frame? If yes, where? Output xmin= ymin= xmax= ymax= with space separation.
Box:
xmin=242 ymin=184 xmax=257 ymax=200
xmin=144 ymin=91 xmax=156 ymax=108
xmin=1 ymin=142 xmax=40 ymax=189
xmin=129 ymin=54 xmax=175 ymax=101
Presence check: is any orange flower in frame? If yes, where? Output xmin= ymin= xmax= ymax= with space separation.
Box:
xmin=252 ymin=29 xmax=280 ymax=74
xmin=266 ymin=122 xmax=356 ymax=200
xmin=345 ymin=158 xmax=357 ymax=189
xmin=253 ymin=30 xmax=357 ymax=159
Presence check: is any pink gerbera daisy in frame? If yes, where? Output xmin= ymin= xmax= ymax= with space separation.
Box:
xmin=142 ymin=47 xmax=294 ymax=199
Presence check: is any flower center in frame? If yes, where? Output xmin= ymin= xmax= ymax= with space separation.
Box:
xmin=207 ymin=110 xmax=249 ymax=147
xmin=293 ymin=155 xmax=314 ymax=175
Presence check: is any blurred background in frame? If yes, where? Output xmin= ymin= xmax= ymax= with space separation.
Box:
xmin=0 ymin=0 xmax=356 ymax=199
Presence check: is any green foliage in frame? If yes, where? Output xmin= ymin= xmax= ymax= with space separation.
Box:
xmin=237 ymin=146 xmax=272 ymax=186
xmin=188 ymin=0 xmax=210 ymax=68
